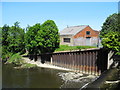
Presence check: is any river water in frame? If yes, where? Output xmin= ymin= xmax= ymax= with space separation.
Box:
xmin=2 ymin=63 xmax=97 ymax=89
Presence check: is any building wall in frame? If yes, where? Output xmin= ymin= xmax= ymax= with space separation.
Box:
xmin=60 ymin=35 xmax=74 ymax=46
xmin=74 ymin=26 xmax=99 ymax=38
xmin=74 ymin=37 xmax=85 ymax=46
xmin=73 ymin=37 xmax=99 ymax=46
xmin=73 ymin=26 xmax=99 ymax=46
xmin=60 ymin=26 xmax=100 ymax=46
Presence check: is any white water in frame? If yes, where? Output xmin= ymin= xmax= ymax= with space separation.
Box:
xmin=57 ymin=72 xmax=97 ymax=88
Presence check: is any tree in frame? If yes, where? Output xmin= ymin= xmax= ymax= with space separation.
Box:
xmin=25 ymin=23 xmax=41 ymax=60
xmin=1 ymin=24 xmax=11 ymax=60
xmin=100 ymin=13 xmax=120 ymax=55
xmin=102 ymin=31 xmax=120 ymax=55
xmin=7 ymin=22 xmax=25 ymax=54
xmin=36 ymin=20 xmax=60 ymax=53
xmin=100 ymin=13 xmax=119 ymax=37
xmin=2 ymin=24 xmax=10 ymax=49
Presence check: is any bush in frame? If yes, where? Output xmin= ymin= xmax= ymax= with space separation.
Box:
xmin=7 ymin=53 xmax=23 ymax=65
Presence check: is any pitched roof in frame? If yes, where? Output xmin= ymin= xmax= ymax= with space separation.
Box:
xmin=60 ymin=25 xmax=88 ymax=35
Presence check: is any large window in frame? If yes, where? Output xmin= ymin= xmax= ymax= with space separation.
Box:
xmin=63 ymin=38 xmax=70 ymax=43
xmin=86 ymin=31 xmax=90 ymax=35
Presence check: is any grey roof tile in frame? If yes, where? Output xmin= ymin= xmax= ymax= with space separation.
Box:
xmin=60 ymin=25 xmax=88 ymax=35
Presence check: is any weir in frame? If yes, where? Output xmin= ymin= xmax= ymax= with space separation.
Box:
xmin=27 ymin=48 xmax=108 ymax=76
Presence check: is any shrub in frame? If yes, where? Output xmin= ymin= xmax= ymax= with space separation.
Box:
xmin=7 ymin=53 xmax=23 ymax=65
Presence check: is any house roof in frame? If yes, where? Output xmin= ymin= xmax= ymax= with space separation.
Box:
xmin=60 ymin=25 xmax=88 ymax=35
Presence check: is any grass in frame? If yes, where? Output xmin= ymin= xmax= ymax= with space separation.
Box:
xmin=7 ymin=53 xmax=23 ymax=65
xmin=55 ymin=45 xmax=97 ymax=52
xmin=6 ymin=53 xmax=37 ymax=69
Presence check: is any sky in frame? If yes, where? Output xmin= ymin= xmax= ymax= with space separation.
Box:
xmin=1 ymin=2 xmax=118 ymax=31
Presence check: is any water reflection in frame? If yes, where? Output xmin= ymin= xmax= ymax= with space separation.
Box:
xmin=2 ymin=64 xmax=64 ymax=88
xmin=2 ymin=64 xmax=96 ymax=89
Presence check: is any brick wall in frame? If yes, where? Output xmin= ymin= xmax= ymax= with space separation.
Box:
xmin=74 ymin=26 xmax=99 ymax=38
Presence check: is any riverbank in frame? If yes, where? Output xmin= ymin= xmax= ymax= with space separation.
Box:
xmin=83 ymin=68 xmax=120 ymax=89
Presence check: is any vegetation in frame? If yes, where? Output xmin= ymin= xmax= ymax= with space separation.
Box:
xmin=36 ymin=20 xmax=59 ymax=53
xmin=2 ymin=22 xmax=25 ymax=54
xmin=25 ymin=20 xmax=59 ymax=61
xmin=100 ymin=13 xmax=119 ymax=37
xmin=102 ymin=32 xmax=120 ymax=55
xmin=2 ymin=22 xmax=26 ymax=61
xmin=7 ymin=53 xmax=23 ymax=65
xmin=25 ymin=23 xmax=41 ymax=61
xmin=25 ymin=20 xmax=59 ymax=54
xmin=100 ymin=13 xmax=120 ymax=55
xmin=6 ymin=53 xmax=37 ymax=69
xmin=55 ymin=45 xmax=96 ymax=52
xmin=2 ymin=20 xmax=60 ymax=64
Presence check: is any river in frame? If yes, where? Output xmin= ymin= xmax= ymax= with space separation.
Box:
xmin=2 ymin=63 xmax=97 ymax=89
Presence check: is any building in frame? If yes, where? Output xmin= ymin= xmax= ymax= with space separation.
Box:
xmin=60 ymin=25 xmax=100 ymax=46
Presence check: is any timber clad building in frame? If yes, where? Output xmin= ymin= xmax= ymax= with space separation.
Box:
xmin=60 ymin=25 xmax=100 ymax=46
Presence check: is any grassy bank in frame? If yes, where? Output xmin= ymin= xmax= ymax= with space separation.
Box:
xmin=6 ymin=53 xmax=37 ymax=69
xmin=55 ymin=45 xmax=96 ymax=52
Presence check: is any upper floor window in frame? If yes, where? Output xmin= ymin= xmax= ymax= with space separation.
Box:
xmin=86 ymin=31 xmax=90 ymax=35
xmin=63 ymin=38 xmax=70 ymax=43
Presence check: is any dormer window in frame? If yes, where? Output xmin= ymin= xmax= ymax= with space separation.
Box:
xmin=86 ymin=31 xmax=90 ymax=35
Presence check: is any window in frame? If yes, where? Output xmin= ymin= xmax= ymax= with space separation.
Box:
xmin=86 ymin=31 xmax=90 ymax=35
xmin=63 ymin=38 xmax=70 ymax=43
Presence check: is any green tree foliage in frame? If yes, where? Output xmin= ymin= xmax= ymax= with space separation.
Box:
xmin=2 ymin=24 xmax=10 ymax=51
xmin=7 ymin=22 xmax=25 ymax=54
xmin=2 ymin=20 xmax=60 ymax=61
xmin=102 ymin=32 xmax=120 ymax=54
xmin=2 ymin=22 xmax=25 ymax=60
xmin=36 ymin=20 xmax=60 ymax=53
xmin=100 ymin=13 xmax=120 ymax=55
xmin=25 ymin=23 xmax=41 ymax=56
xmin=1 ymin=24 xmax=11 ymax=60
xmin=100 ymin=13 xmax=119 ymax=37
